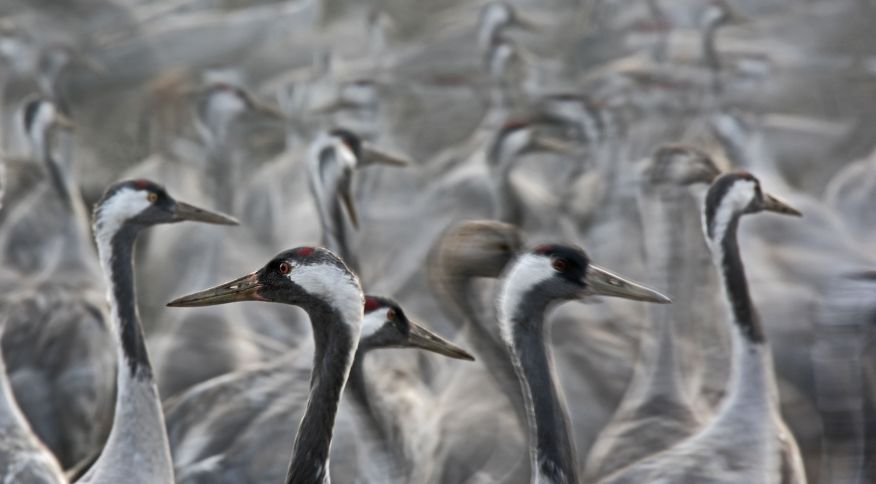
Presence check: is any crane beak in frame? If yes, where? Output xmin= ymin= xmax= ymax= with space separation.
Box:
xmin=407 ymin=321 xmax=475 ymax=361
xmin=311 ymin=98 xmax=349 ymax=114
xmin=53 ymin=112 xmax=75 ymax=131
xmin=339 ymin=184 xmax=359 ymax=229
xmin=531 ymin=135 xmax=575 ymax=154
xmin=511 ymin=14 xmax=540 ymax=32
xmin=361 ymin=144 xmax=412 ymax=167
xmin=762 ymin=193 xmax=801 ymax=217
xmin=75 ymin=54 xmax=106 ymax=76
xmin=167 ymin=272 xmax=264 ymax=307
xmin=172 ymin=201 xmax=239 ymax=225
xmin=252 ymin=100 xmax=287 ymax=121
xmin=584 ymin=265 xmax=671 ymax=303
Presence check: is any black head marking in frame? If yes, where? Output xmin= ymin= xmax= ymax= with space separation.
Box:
xmin=23 ymin=98 xmax=43 ymax=132
xmin=329 ymin=128 xmax=363 ymax=160
xmin=532 ymin=244 xmax=591 ymax=288
xmin=704 ymin=171 xmax=762 ymax=238
xmin=363 ymin=295 xmax=412 ymax=345
xmin=94 ymin=179 xmax=176 ymax=232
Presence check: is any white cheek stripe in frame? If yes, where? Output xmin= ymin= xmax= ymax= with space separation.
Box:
xmin=497 ymin=254 xmax=554 ymax=345
xmin=360 ymin=310 xmax=386 ymax=339
xmin=94 ymin=188 xmax=151 ymax=246
xmin=705 ymin=180 xmax=755 ymax=246
xmin=287 ymin=263 xmax=363 ymax=335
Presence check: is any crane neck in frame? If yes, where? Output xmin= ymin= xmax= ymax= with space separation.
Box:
xmin=503 ymin=295 xmax=578 ymax=484
xmin=92 ymin=221 xmax=174 ymax=482
xmin=702 ymin=17 xmax=722 ymax=73
xmin=286 ymin=302 xmax=360 ymax=484
xmin=205 ymin=133 xmax=239 ymax=214
xmin=443 ymin=273 xmax=531 ymax=433
xmin=706 ymin=213 xmax=781 ymax=455
xmin=632 ymin=186 xmax=708 ymax=399
xmin=347 ymin=344 xmax=407 ymax=484
xmin=309 ymin=146 xmax=359 ymax=274
xmin=710 ymin=215 xmax=764 ymax=344
xmin=0 ymin=324 xmax=31 ymax=431
xmin=100 ymin=225 xmax=153 ymax=377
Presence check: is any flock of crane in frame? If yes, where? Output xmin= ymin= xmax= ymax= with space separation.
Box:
xmin=0 ymin=0 xmax=874 ymax=482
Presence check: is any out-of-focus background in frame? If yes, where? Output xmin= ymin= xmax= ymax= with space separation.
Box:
xmin=1 ymin=0 xmax=875 ymax=482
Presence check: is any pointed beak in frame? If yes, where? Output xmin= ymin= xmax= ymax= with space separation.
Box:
xmin=407 ymin=321 xmax=475 ymax=361
xmin=725 ymin=6 xmax=749 ymax=25
xmin=53 ymin=112 xmax=75 ymax=131
xmin=762 ymin=193 xmax=801 ymax=217
xmin=311 ymin=98 xmax=349 ymax=114
xmin=75 ymin=54 xmax=106 ymax=76
xmin=252 ymin=100 xmax=287 ymax=121
xmin=585 ymin=265 xmax=671 ymax=303
xmin=361 ymin=144 xmax=412 ymax=167
xmin=172 ymin=201 xmax=239 ymax=225
xmin=167 ymin=272 xmax=263 ymax=307
xmin=530 ymin=135 xmax=575 ymax=154
xmin=339 ymin=181 xmax=359 ymax=229
xmin=511 ymin=14 xmax=539 ymax=32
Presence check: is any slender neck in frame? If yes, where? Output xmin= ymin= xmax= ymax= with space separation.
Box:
xmin=633 ymin=187 xmax=705 ymax=398
xmin=286 ymin=305 xmax=359 ymax=484
xmin=707 ymin=214 xmax=779 ymax=451
xmin=0 ymin=326 xmax=30 ymax=431
xmin=711 ymin=216 xmax=763 ymax=343
xmin=93 ymin=222 xmax=174 ymax=482
xmin=34 ymin=129 xmax=68 ymax=205
xmin=103 ymin=226 xmax=153 ymax=377
xmin=488 ymin=148 xmax=524 ymax=225
xmin=347 ymin=345 xmax=407 ymax=483
xmin=702 ymin=19 xmax=722 ymax=72
xmin=505 ymin=297 xmax=578 ymax=484
xmin=206 ymin=133 xmax=237 ymax=214
xmin=444 ymin=273 xmax=530 ymax=431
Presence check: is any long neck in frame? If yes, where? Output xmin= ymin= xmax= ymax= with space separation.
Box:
xmin=702 ymin=18 xmax=722 ymax=73
xmin=346 ymin=346 xmax=407 ymax=483
xmin=505 ymin=299 xmax=578 ymax=484
xmin=206 ymin=132 xmax=238 ymax=214
xmin=444 ymin=273 xmax=530 ymax=431
xmin=707 ymin=215 xmax=780 ymax=458
xmin=311 ymin=179 xmax=359 ymax=274
xmin=0 ymin=326 xmax=32 ymax=432
xmin=286 ymin=306 xmax=359 ymax=484
xmin=632 ymin=187 xmax=706 ymax=399
xmin=489 ymin=148 xmax=524 ymax=225
xmin=92 ymin=224 xmax=173 ymax=481
xmin=39 ymin=130 xmax=93 ymax=264
xmin=712 ymin=216 xmax=763 ymax=343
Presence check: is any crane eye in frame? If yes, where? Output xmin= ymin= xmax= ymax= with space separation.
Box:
xmin=386 ymin=309 xmax=396 ymax=321
xmin=552 ymin=258 xmax=567 ymax=272
xmin=147 ymin=192 xmax=158 ymax=203
xmin=278 ymin=262 xmax=291 ymax=274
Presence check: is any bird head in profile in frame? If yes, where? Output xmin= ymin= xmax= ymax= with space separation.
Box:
xmin=700 ymin=0 xmax=746 ymax=29
xmin=489 ymin=118 xmax=575 ymax=167
xmin=703 ymin=171 xmax=802 ymax=239
xmin=498 ymin=243 xmax=670 ymax=343
xmin=642 ymin=144 xmax=722 ymax=187
xmin=22 ymin=97 xmax=73 ymax=142
xmin=311 ymin=128 xmax=411 ymax=229
xmin=93 ymin=179 xmax=238 ymax=236
xmin=360 ymin=296 xmax=474 ymax=360
xmin=168 ymin=246 xmax=364 ymax=328
xmin=521 ymin=244 xmax=672 ymax=303
xmin=478 ymin=1 xmax=538 ymax=51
